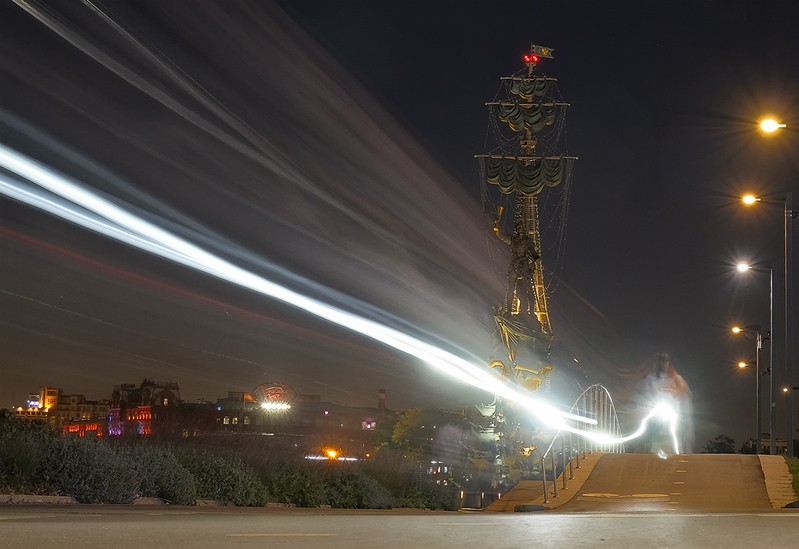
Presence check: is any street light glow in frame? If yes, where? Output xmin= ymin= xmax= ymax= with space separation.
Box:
xmin=738 ymin=361 xmax=748 ymax=369
xmin=736 ymin=263 xmax=751 ymax=272
xmin=732 ymin=326 xmax=743 ymax=334
xmin=760 ymin=119 xmax=786 ymax=133
xmin=742 ymin=194 xmax=760 ymax=206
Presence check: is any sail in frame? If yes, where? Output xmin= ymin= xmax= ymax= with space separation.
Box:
xmin=486 ymin=156 xmax=574 ymax=196
xmin=492 ymin=102 xmax=557 ymax=133
xmin=504 ymin=76 xmax=555 ymax=100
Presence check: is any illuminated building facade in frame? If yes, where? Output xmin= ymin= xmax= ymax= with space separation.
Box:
xmin=13 ymin=386 xmax=109 ymax=430
xmin=108 ymin=378 xmax=181 ymax=437
xmin=10 ymin=380 xmax=391 ymax=452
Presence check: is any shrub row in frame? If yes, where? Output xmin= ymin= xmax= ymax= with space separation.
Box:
xmin=0 ymin=420 xmax=263 ymax=505
xmin=1 ymin=416 xmax=453 ymax=509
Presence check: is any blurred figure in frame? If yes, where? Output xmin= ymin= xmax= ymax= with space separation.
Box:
xmin=642 ymin=353 xmax=694 ymax=454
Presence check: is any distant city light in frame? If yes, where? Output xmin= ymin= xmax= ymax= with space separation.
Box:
xmin=304 ymin=455 xmax=358 ymax=462
xmin=260 ymin=402 xmax=291 ymax=411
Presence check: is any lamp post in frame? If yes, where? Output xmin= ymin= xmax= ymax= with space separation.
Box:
xmin=751 ymin=117 xmax=795 ymax=456
xmin=732 ymin=325 xmax=763 ymax=453
xmin=742 ymin=189 xmax=795 ymax=457
xmin=736 ymin=263 xmax=775 ymax=453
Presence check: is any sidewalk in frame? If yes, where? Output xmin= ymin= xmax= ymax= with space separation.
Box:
xmin=484 ymin=452 xmax=606 ymax=512
xmin=758 ymin=454 xmax=798 ymax=509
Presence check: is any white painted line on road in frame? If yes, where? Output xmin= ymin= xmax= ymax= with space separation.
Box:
xmin=227 ymin=533 xmax=337 ymax=537
xmin=433 ymin=523 xmax=499 ymax=526
xmin=675 ymin=470 xmax=687 ymax=473
xmin=678 ymin=459 xmax=689 ymax=463
xmin=669 ymin=493 xmax=682 ymax=496
xmin=673 ymin=481 xmax=685 ymax=484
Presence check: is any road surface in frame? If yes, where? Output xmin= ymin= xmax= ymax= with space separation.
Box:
xmin=1 ymin=505 xmax=799 ymax=548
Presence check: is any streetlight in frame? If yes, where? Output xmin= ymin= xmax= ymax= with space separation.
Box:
xmin=741 ymin=189 xmax=795 ymax=457
xmin=735 ymin=262 xmax=775 ymax=454
xmin=732 ymin=325 xmax=764 ymax=453
xmin=759 ymin=118 xmax=787 ymax=134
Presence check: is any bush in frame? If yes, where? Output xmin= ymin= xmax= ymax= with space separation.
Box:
xmin=0 ymin=418 xmax=59 ymax=494
xmin=403 ymin=481 xmax=458 ymax=511
xmin=122 ymin=446 xmax=196 ymax=505
xmin=267 ymin=463 xmax=326 ymax=507
xmin=325 ymin=470 xmax=395 ymax=509
xmin=45 ymin=437 xmax=139 ymax=503
xmin=177 ymin=450 xmax=268 ymax=506
xmin=785 ymin=456 xmax=799 ymax=497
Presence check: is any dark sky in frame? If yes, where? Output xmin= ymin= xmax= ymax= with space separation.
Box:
xmin=2 ymin=0 xmax=799 ymax=449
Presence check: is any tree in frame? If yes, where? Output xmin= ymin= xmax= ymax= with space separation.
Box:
xmin=702 ymin=435 xmax=736 ymax=453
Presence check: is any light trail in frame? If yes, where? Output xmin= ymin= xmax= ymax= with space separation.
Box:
xmin=0 ymin=143 xmax=686 ymax=447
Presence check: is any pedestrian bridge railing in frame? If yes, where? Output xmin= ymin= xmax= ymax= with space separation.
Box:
xmin=541 ymin=384 xmax=623 ymax=503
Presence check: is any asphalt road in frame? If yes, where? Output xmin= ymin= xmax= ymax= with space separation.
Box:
xmin=2 ymin=505 xmax=799 ymax=548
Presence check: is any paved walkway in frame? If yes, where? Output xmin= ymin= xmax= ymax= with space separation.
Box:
xmin=484 ymin=452 xmax=605 ymax=512
xmin=758 ymin=454 xmax=797 ymax=509
xmin=487 ymin=452 xmax=798 ymax=512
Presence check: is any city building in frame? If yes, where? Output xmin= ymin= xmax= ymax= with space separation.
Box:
xmin=13 ymin=386 xmax=109 ymax=429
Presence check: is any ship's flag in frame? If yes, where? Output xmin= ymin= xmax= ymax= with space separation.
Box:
xmin=532 ymin=45 xmax=554 ymax=59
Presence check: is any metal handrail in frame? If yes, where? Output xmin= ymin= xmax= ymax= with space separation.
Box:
xmin=540 ymin=384 xmax=624 ymax=503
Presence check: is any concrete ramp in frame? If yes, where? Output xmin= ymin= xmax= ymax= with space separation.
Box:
xmin=557 ymin=453 xmax=771 ymax=512
xmin=489 ymin=453 xmax=795 ymax=512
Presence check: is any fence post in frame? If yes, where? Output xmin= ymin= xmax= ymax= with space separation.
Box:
xmin=551 ymin=452 xmax=558 ymax=498
xmin=541 ymin=456 xmax=549 ymax=503
xmin=562 ymin=437 xmax=568 ymax=490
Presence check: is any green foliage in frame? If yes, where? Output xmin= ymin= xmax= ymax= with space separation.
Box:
xmin=391 ymin=407 xmax=466 ymax=462
xmin=176 ymin=450 xmax=268 ymax=506
xmin=122 ymin=446 xmax=196 ymax=505
xmin=325 ymin=469 xmax=395 ymax=509
xmin=46 ymin=437 xmax=140 ymax=503
xmin=702 ymin=435 xmax=736 ymax=454
xmin=402 ymin=481 xmax=458 ymax=510
xmin=266 ymin=463 xmax=326 ymax=507
xmin=0 ymin=415 xmax=59 ymax=493
xmin=359 ymin=446 xmax=417 ymax=499
xmin=784 ymin=456 xmax=799 ymax=497
xmin=0 ymin=411 xmax=452 ymax=509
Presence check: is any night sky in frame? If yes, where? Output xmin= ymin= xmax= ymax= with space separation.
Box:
xmin=2 ymin=0 xmax=799 ymax=450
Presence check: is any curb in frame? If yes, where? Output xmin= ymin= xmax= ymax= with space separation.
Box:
xmin=0 ymin=494 xmax=78 ymax=505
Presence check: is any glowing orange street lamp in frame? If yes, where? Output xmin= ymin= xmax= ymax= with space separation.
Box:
xmin=760 ymin=118 xmax=786 ymax=133
xmin=742 ymin=194 xmax=760 ymax=206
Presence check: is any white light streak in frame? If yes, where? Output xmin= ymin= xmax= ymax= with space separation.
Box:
xmin=0 ymin=143 xmax=681 ymax=448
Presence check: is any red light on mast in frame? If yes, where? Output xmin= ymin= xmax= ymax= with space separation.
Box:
xmin=524 ymin=53 xmax=539 ymax=64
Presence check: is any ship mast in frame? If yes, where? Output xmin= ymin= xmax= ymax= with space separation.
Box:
xmin=520 ymin=49 xmax=551 ymax=337
xmin=478 ymin=44 xmax=576 ymax=387
xmin=467 ymin=45 xmax=577 ymax=490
